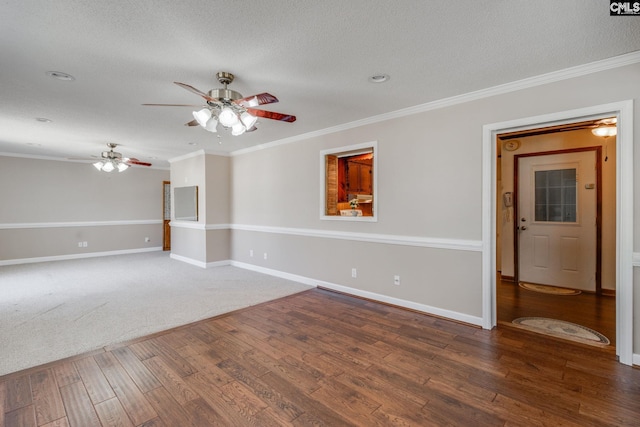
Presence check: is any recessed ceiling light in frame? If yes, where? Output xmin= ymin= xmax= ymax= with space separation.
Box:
xmin=368 ymin=74 xmax=390 ymax=83
xmin=35 ymin=117 xmax=52 ymax=123
xmin=188 ymin=142 xmax=198 ymax=146
xmin=26 ymin=142 xmax=42 ymax=146
xmin=46 ymin=71 xmax=75 ymax=81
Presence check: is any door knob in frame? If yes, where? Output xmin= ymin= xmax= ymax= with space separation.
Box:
xmin=520 ymin=226 xmax=527 ymax=230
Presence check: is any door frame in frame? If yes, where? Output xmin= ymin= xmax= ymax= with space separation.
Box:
xmin=514 ymin=147 xmax=602 ymax=293
xmin=162 ymin=180 xmax=171 ymax=251
xmin=481 ymin=100 xmax=634 ymax=366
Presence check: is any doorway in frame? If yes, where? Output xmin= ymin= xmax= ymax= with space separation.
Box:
xmin=498 ymin=129 xmax=612 ymax=349
xmin=163 ymin=181 xmax=171 ymax=251
xmin=481 ymin=100 xmax=634 ymax=365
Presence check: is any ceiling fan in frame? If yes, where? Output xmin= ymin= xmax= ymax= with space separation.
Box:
xmin=73 ymin=143 xmax=152 ymax=172
xmin=143 ymin=71 xmax=296 ymax=136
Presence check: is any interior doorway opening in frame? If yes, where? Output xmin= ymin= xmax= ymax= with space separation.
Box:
xmin=163 ymin=181 xmax=171 ymax=251
xmin=495 ymin=121 xmax=616 ymax=351
xmin=482 ymin=100 xmax=634 ymax=365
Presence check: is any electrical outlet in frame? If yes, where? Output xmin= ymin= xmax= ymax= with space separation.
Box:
xmin=351 ymin=268 xmax=357 ymax=278
xmin=394 ymin=275 xmax=401 ymax=286
xmin=263 ymin=252 xmax=268 ymax=260
xmin=83 ymin=241 xmax=88 ymax=247
xmin=249 ymin=249 xmax=254 ymax=257
xmin=145 ymin=237 xmax=151 ymax=242
xmin=78 ymin=242 xmax=83 ymax=248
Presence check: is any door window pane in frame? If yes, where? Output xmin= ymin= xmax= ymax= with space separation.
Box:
xmin=534 ymin=169 xmax=576 ymax=222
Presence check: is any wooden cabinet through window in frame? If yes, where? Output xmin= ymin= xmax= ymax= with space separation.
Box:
xmin=346 ymin=160 xmax=372 ymax=194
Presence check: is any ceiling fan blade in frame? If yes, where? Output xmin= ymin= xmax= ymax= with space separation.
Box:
xmin=124 ymin=158 xmax=152 ymax=167
xmin=174 ymin=82 xmax=217 ymax=103
xmin=142 ymin=103 xmax=203 ymax=107
xmin=246 ymin=108 xmax=296 ymax=123
xmin=235 ymin=93 xmax=279 ymax=108
xmin=185 ymin=119 xmax=199 ymax=127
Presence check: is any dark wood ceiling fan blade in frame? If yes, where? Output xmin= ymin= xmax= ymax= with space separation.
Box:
xmin=124 ymin=158 xmax=152 ymax=167
xmin=246 ymin=108 xmax=296 ymax=123
xmin=174 ymin=82 xmax=217 ymax=102
xmin=235 ymin=93 xmax=279 ymax=107
xmin=142 ymin=103 xmax=203 ymax=107
xmin=185 ymin=119 xmax=199 ymax=127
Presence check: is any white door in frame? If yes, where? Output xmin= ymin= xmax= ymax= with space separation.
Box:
xmin=517 ymin=151 xmax=597 ymax=291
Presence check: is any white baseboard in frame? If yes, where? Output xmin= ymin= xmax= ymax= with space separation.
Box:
xmin=169 ymin=253 xmax=206 ymax=268
xmin=231 ymin=261 xmax=483 ymax=327
xmin=169 ymin=254 xmax=231 ymax=269
xmin=231 ymin=261 xmax=319 ymax=287
xmin=207 ymin=260 xmax=232 ymax=268
xmin=633 ymin=353 xmax=640 ymax=367
xmin=0 ymin=247 xmax=162 ymax=266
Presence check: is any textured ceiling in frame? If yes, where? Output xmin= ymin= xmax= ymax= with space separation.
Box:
xmin=1 ymin=1 xmax=639 ymax=168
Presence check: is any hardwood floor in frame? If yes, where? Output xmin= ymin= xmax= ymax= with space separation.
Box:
xmin=497 ymin=277 xmax=617 ymax=347
xmin=2 ymin=287 xmax=639 ymax=426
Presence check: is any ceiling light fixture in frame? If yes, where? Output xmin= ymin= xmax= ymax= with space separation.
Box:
xmin=145 ymin=71 xmax=296 ymax=137
xmin=591 ymin=126 xmax=617 ymax=138
xmin=591 ymin=117 xmax=617 ymax=138
xmin=193 ymin=103 xmax=256 ymax=135
xmin=35 ymin=117 xmax=52 ymax=123
xmin=46 ymin=71 xmax=75 ymax=81
xmin=92 ymin=144 xmax=129 ymax=172
xmin=93 ymin=158 xmax=129 ymax=173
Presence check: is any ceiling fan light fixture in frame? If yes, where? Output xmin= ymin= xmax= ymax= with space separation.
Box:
xmin=204 ymin=116 xmax=218 ymax=132
xmin=93 ymin=161 xmax=104 ymax=170
xmin=117 ymin=162 xmax=129 ymax=172
xmin=240 ymin=111 xmax=257 ymax=129
xmin=231 ymin=122 xmax=246 ymax=136
xmin=101 ymin=161 xmax=115 ymax=172
xmin=218 ymin=106 xmax=238 ymax=127
xmin=193 ymin=108 xmax=212 ymax=127
xmin=591 ymin=126 xmax=617 ymax=137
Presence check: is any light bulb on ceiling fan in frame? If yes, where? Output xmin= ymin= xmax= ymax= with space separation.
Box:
xmin=218 ymin=106 xmax=239 ymax=127
xmin=192 ymin=108 xmax=212 ymax=127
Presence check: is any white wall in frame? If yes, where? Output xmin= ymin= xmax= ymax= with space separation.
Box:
xmin=230 ymin=62 xmax=640 ymax=353
xmin=169 ymin=151 xmax=230 ymax=265
xmin=0 ymin=156 xmax=169 ymax=262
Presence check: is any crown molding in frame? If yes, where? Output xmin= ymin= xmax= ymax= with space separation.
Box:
xmin=231 ymin=50 xmax=640 ymax=157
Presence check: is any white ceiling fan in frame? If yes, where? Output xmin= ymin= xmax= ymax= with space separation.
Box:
xmin=72 ymin=143 xmax=152 ymax=172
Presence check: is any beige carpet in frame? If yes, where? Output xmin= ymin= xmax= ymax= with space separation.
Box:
xmin=0 ymin=252 xmax=312 ymax=377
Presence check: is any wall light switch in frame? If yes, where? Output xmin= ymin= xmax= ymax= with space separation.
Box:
xmin=351 ymin=268 xmax=357 ymax=278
